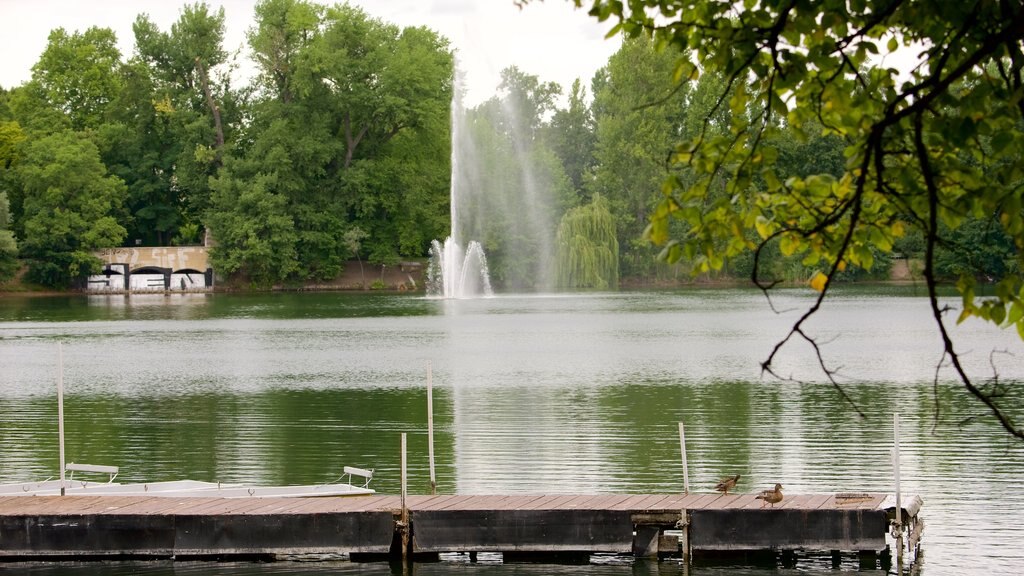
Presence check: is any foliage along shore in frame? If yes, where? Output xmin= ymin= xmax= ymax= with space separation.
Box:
xmin=0 ymin=258 xmax=929 ymax=297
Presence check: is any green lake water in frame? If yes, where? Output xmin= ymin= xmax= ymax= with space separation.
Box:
xmin=0 ymin=288 xmax=1021 ymax=575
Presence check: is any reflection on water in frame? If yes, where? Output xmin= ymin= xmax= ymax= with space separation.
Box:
xmin=0 ymin=289 xmax=1022 ymax=575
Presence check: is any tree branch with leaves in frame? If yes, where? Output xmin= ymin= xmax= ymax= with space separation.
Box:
xmin=521 ymin=0 xmax=1024 ymax=437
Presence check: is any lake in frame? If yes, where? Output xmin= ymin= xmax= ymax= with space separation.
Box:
xmin=0 ymin=288 xmax=1021 ymax=575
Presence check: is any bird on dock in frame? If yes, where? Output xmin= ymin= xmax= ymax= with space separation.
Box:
xmin=714 ymin=474 xmax=741 ymax=495
xmin=756 ymin=483 xmax=783 ymax=507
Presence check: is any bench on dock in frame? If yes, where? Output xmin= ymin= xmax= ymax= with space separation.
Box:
xmin=343 ymin=466 xmax=373 ymax=488
xmin=65 ymin=463 xmax=119 ymax=483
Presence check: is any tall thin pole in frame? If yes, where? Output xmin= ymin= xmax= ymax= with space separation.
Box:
xmin=401 ymin=432 xmax=408 ymax=524
xmin=678 ymin=422 xmax=690 ymax=494
xmin=57 ymin=342 xmax=66 ymax=496
xmin=400 ymin=432 xmax=410 ymax=562
xmin=893 ymin=413 xmax=904 ymax=566
xmin=427 ymin=361 xmax=436 ymax=495
xmin=678 ymin=421 xmax=690 ymax=564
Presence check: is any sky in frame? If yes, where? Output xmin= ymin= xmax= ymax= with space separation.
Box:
xmin=0 ymin=0 xmax=622 ymax=105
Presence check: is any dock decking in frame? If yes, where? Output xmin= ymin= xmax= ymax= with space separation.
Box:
xmin=0 ymin=492 xmax=922 ymax=562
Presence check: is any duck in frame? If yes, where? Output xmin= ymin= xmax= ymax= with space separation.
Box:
xmin=714 ymin=474 xmax=741 ymax=495
xmin=755 ymin=483 xmax=783 ymax=507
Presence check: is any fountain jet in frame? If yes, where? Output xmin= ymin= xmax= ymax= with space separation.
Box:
xmin=428 ymin=64 xmax=494 ymax=299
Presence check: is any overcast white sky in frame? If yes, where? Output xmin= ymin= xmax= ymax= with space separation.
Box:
xmin=0 ymin=0 xmax=621 ymax=105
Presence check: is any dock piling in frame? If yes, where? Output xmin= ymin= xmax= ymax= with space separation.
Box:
xmin=678 ymin=421 xmax=689 ymax=494
xmin=427 ymin=362 xmax=436 ymax=495
xmin=56 ymin=342 xmax=66 ymax=497
xmin=893 ymin=412 xmax=904 ymax=569
xmin=399 ymin=432 xmax=411 ymax=561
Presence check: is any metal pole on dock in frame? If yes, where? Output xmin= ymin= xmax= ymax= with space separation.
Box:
xmin=678 ymin=422 xmax=689 ymax=494
xmin=57 ymin=342 xmax=66 ymax=496
xmin=679 ymin=421 xmax=690 ymax=563
xmin=893 ymin=412 xmax=904 ymax=567
xmin=400 ymin=432 xmax=410 ymax=560
xmin=401 ymin=432 xmax=408 ymax=524
xmin=427 ymin=361 xmax=436 ymax=495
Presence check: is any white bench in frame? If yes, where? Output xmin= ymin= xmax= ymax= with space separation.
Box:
xmin=343 ymin=466 xmax=373 ymax=488
xmin=65 ymin=463 xmax=119 ymax=483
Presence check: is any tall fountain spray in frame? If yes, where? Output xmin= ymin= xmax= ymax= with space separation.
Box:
xmin=428 ymin=64 xmax=562 ymax=297
xmin=427 ymin=66 xmax=494 ymax=299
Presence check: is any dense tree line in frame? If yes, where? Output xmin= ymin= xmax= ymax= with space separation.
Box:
xmin=0 ymin=1 xmax=1018 ymax=291
xmin=0 ymin=0 xmax=452 ymax=288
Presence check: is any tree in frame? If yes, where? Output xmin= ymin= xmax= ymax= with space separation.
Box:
xmin=99 ymin=61 xmax=184 ymax=246
xmin=30 ymin=26 xmax=124 ymax=132
xmin=547 ymin=78 xmax=596 ymax=196
xmin=248 ymin=0 xmax=323 ymax=105
xmin=0 ymin=119 xmax=22 ymax=281
xmin=530 ymin=0 xmax=1024 ymax=438
xmin=556 ymin=193 xmax=618 ymax=289
xmin=296 ymin=5 xmax=452 ymax=170
xmin=206 ymin=163 xmax=300 ymax=287
xmin=589 ymin=35 xmax=716 ymax=279
xmin=343 ymin=226 xmax=368 ymax=289
xmin=134 ymin=2 xmax=237 ymax=225
xmin=16 ymin=131 xmax=127 ymax=287
xmin=204 ymin=0 xmax=452 ymax=284
xmin=0 ymin=191 xmax=17 ymax=282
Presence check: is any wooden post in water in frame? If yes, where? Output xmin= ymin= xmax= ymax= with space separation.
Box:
xmin=678 ymin=422 xmax=690 ymax=563
xmin=401 ymin=432 xmax=408 ymax=522
xmin=893 ymin=413 xmax=904 ymax=568
xmin=678 ymin=422 xmax=689 ymax=494
xmin=400 ymin=432 xmax=410 ymax=560
xmin=57 ymin=342 xmax=66 ymax=496
xmin=427 ymin=361 xmax=436 ymax=495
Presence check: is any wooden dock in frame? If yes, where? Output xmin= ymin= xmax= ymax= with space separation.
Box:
xmin=0 ymin=492 xmax=922 ymax=563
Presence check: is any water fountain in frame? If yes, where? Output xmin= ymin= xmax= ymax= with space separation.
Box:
xmin=426 ymin=67 xmax=494 ymax=299
xmin=427 ymin=64 xmax=561 ymax=298
xmin=426 ymin=238 xmax=493 ymax=298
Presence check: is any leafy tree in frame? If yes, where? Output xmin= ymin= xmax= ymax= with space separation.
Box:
xmin=98 ymin=61 xmax=184 ymax=246
xmin=296 ymin=5 xmax=452 ymax=170
xmin=547 ymin=78 xmax=596 ymax=196
xmin=0 ymin=191 xmax=17 ymax=282
xmin=206 ymin=164 xmax=300 ymax=287
xmin=16 ymin=131 xmax=127 ymax=287
xmin=30 ymin=27 xmax=124 ymax=131
xmin=4 ymin=81 xmax=72 ymax=136
xmin=343 ymin=225 xmax=368 ymax=289
xmin=532 ymin=0 xmax=1024 ymax=438
xmin=589 ymin=35 xmax=704 ymax=279
xmin=935 ymin=216 xmax=1019 ymax=282
xmin=0 ymin=119 xmax=23 ymax=279
xmin=339 ymin=23 xmax=453 ymax=265
xmin=206 ymin=0 xmax=452 ymax=284
xmin=556 ymin=193 xmax=618 ymax=289
xmin=134 ymin=2 xmax=237 ymax=225
xmin=0 ymin=120 xmax=24 ymax=170
xmin=248 ymin=0 xmax=323 ymax=105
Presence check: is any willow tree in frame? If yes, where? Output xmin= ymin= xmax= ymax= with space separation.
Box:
xmin=556 ymin=194 xmax=619 ymax=290
xmin=523 ymin=0 xmax=1024 ymax=438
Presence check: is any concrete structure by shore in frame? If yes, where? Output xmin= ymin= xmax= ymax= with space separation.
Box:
xmin=88 ymin=247 xmax=213 ymax=293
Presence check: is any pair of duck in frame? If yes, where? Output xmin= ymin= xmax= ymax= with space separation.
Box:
xmin=713 ymin=474 xmax=783 ymax=507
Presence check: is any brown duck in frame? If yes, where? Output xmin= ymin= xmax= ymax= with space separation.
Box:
xmin=756 ymin=483 xmax=783 ymax=507
xmin=714 ymin=474 xmax=741 ymax=495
